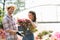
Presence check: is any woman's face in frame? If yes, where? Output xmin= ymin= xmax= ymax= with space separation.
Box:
xmin=28 ymin=13 xmax=34 ymax=20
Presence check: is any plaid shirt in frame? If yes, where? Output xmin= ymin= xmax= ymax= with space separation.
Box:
xmin=2 ymin=15 xmax=17 ymax=40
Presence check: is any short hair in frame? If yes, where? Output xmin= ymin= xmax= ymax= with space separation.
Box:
xmin=7 ymin=6 xmax=15 ymax=10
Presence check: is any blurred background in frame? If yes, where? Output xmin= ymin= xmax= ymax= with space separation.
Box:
xmin=0 ymin=0 xmax=60 ymax=32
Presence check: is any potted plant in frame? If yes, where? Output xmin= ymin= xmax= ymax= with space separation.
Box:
xmin=37 ymin=30 xmax=53 ymax=40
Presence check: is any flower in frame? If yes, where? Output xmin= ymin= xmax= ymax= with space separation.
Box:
xmin=35 ymin=36 xmax=39 ymax=40
xmin=18 ymin=19 xmax=24 ymax=23
xmin=0 ymin=29 xmax=6 ymax=39
xmin=17 ymin=19 xmax=37 ymax=33
xmin=18 ymin=19 xmax=31 ymax=27
xmin=51 ymin=32 xmax=60 ymax=40
xmin=55 ymin=32 xmax=60 ymax=38
xmin=18 ymin=19 xmax=25 ymax=26
xmin=25 ymin=19 xmax=31 ymax=23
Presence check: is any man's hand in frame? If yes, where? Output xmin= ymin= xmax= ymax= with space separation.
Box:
xmin=10 ymin=31 xmax=16 ymax=35
xmin=6 ymin=30 xmax=17 ymax=35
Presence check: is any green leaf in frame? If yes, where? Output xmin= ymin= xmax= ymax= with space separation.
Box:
xmin=42 ymin=31 xmax=49 ymax=35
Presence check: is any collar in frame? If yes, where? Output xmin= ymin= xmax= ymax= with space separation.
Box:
xmin=7 ymin=14 xmax=13 ymax=18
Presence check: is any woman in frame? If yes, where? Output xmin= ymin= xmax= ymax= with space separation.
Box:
xmin=28 ymin=11 xmax=37 ymax=28
xmin=17 ymin=11 xmax=36 ymax=40
xmin=22 ymin=11 xmax=36 ymax=40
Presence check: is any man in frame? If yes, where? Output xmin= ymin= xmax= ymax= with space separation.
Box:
xmin=2 ymin=6 xmax=17 ymax=40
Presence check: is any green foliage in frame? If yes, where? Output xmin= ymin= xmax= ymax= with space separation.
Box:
xmin=38 ymin=33 xmax=43 ymax=39
xmin=0 ymin=7 xmax=4 ymax=29
xmin=13 ymin=0 xmax=25 ymax=15
xmin=38 ymin=30 xmax=53 ymax=39
xmin=42 ymin=31 xmax=49 ymax=35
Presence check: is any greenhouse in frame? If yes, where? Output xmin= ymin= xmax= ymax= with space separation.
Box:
xmin=0 ymin=0 xmax=60 ymax=40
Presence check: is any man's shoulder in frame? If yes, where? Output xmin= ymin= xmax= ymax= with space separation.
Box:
xmin=2 ymin=16 xmax=8 ymax=23
xmin=3 ymin=15 xmax=8 ymax=20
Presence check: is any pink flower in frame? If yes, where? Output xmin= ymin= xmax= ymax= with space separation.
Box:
xmin=18 ymin=19 xmax=23 ymax=23
xmin=25 ymin=19 xmax=31 ymax=23
xmin=0 ymin=29 xmax=6 ymax=39
xmin=17 ymin=19 xmax=31 ymax=27
xmin=35 ymin=36 xmax=39 ymax=40
xmin=51 ymin=32 xmax=60 ymax=40
xmin=55 ymin=32 xmax=60 ymax=38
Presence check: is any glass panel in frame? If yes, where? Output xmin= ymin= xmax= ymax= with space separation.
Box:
xmin=37 ymin=23 xmax=60 ymax=32
xmin=57 ymin=6 xmax=60 ymax=21
xmin=40 ymin=6 xmax=57 ymax=22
